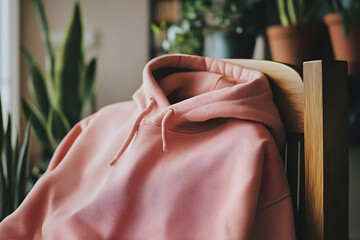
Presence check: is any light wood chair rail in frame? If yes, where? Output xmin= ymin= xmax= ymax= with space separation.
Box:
xmin=223 ymin=59 xmax=349 ymax=240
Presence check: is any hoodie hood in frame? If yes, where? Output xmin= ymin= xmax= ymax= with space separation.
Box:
xmin=132 ymin=54 xmax=285 ymax=149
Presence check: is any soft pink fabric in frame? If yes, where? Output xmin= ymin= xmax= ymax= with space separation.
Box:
xmin=0 ymin=54 xmax=296 ymax=239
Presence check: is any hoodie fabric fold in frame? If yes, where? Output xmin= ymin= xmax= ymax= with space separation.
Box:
xmin=0 ymin=54 xmax=295 ymax=240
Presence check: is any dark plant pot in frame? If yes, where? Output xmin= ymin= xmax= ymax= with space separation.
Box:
xmin=266 ymin=25 xmax=320 ymax=67
xmin=204 ymin=32 xmax=256 ymax=59
xmin=324 ymin=13 xmax=360 ymax=75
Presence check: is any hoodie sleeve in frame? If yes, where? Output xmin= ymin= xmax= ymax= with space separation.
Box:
xmin=46 ymin=114 xmax=94 ymax=172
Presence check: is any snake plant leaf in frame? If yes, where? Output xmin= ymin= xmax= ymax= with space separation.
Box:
xmin=14 ymin=134 xmax=20 ymax=175
xmin=82 ymin=58 xmax=97 ymax=114
xmin=277 ymin=0 xmax=290 ymax=26
xmin=286 ymin=0 xmax=298 ymax=26
xmin=22 ymin=98 xmax=54 ymax=151
xmin=48 ymin=108 xmax=71 ymax=143
xmin=0 ymin=154 xmax=6 ymax=219
xmin=0 ymin=96 xmax=3 ymax=146
xmin=22 ymin=48 xmax=50 ymax=118
xmin=0 ymin=96 xmax=6 ymax=218
xmin=5 ymin=116 xmax=13 ymax=178
xmin=4 ymin=115 xmax=14 ymax=211
xmin=33 ymin=0 xmax=56 ymax=80
xmin=56 ymin=1 xmax=84 ymax=126
xmin=14 ymin=120 xmax=31 ymax=208
xmin=13 ymin=134 xmax=20 ymax=210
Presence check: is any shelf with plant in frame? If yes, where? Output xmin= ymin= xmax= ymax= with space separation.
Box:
xmin=276 ymin=0 xmax=318 ymax=27
xmin=324 ymin=0 xmax=360 ymax=74
xmin=22 ymin=0 xmax=97 ymax=177
xmin=325 ymin=0 xmax=360 ymax=36
xmin=152 ymin=0 xmax=205 ymax=55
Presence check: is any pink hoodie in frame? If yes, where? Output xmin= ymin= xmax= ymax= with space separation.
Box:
xmin=0 ymin=54 xmax=296 ymax=239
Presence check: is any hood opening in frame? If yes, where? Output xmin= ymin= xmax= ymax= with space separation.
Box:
xmin=133 ymin=54 xmax=286 ymax=148
xmin=158 ymin=71 xmax=236 ymax=105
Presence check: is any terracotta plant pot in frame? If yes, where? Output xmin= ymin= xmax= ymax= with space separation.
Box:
xmin=324 ymin=13 xmax=360 ymax=75
xmin=266 ymin=25 xmax=319 ymax=67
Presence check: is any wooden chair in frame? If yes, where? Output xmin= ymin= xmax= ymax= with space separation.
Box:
xmin=223 ymin=59 xmax=349 ymax=240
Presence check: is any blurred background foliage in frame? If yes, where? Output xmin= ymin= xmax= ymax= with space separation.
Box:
xmin=22 ymin=0 xmax=97 ymax=181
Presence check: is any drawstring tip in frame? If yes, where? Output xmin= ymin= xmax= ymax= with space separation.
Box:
xmin=161 ymin=108 xmax=174 ymax=153
xmin=109 ymin=157 xmax=118 ymax=166
xmin=162 ymin=143 xmax=169 ymax=152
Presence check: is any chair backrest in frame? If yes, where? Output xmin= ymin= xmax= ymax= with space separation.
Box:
xmin=223 ymin=59 xmax=349 ymax=240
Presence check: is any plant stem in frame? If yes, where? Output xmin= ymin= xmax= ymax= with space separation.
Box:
xmin=287 ymin=0 xmax=298 ymax=26
xmin=278 ymin=0 xmax=290 ymax=26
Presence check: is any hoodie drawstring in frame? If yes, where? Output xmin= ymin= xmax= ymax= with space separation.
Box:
xmin=109 ymin=99 xmax=175 ymax=166
xmin=109 ymin=98 xmax=155 ymax=166
xmin=161 ymin=108 xmax=174 ymax=152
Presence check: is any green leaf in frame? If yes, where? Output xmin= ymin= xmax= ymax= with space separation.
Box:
xmin=33 ymin=0 xmax=56 ymax=80
xmin=48 ymin=108 xmax=70 ymax=143
xmin=4 ymin=115 xmax=14 ymax=213
xmin=22 ymin=48 xmax=51 ymax=118
xmin=14 ymin=120 xmax=31 ymax=208
xmin=5 ymin=115 xmax=13 ymax=181
xmin=342 ymin=9 xmax=349 ymax=38
xmin=12 ymin=133 xmax=19 ymax=210
xmin=0 ymin=96 xmax=4 ymax=147
xmin=0 ymin=152 xmax=7 ymax=220
xmin=151 ymin=23 xmax=161 ymax=37
xmin=22 ymin=98 xmax=55 ymax=151
xmin=277 ymin=0 xmax=290 ymax=27
xmin=286 ymin=0 xmax=298 ymax=26
xmin=81 ymin=58 xmax=97 ymax=114
xmin=55 ymin=1 xmax=84 ymax=126
xmin=13 ymin=134 xmax=20 ymax=176
xmin=160 ymin=21 xmax=167 ymax=29
xmin=0 ymin=96 xmax=7 ymax=219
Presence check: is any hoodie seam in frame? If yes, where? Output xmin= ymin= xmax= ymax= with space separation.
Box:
xmin=142 ymin=119 xmax=233 ymax=137
xmin=255 ymin=193 xmax=291 ymax=214
xmin=202 ymin=57 xmax=263 ymax=84
xmin=153 ymin=55 xmax=264 ymax=86
xmin=212 ymin=76 xmax=223 ymax=90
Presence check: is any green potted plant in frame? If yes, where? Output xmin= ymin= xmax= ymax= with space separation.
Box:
xmin=324 ymin=0 xmax=360 ymax=75
xmin=0 ymin=98 xmax=31 ymax=220
xmin=202 ymin=0 xmax=265 ymax=58
xmin=152 ymin=0 xmax=204 ymax=55
xmin=266 ymin=0 xmax=320 ymax=66
xmin=22 ymin=0 xmax=97 ymax=173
